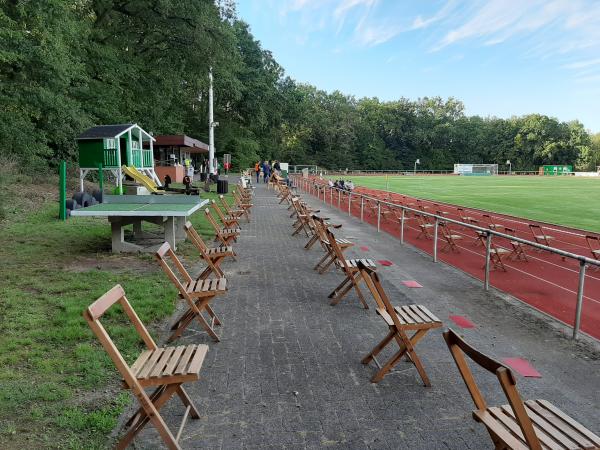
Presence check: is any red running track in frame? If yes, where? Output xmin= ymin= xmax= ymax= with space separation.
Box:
xmin=303 ymin=181 xmax=600 ymax=340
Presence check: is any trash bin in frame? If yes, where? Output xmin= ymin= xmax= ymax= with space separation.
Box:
xmin=217 ymin=179 xmax=229 ymax=194
xmin=200 ymin=172 xmax=207 ymax=182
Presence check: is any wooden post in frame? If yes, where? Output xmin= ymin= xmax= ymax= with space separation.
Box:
xmin=98 ymin=163 xmax=104 ymax=192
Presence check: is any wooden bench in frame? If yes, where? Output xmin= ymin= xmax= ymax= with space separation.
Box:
xmin=84 ymin=284 xmax=209 ymax=449
xmin=443 ymin=328 xmax=600 ymax=450
xmin=326 ymin=228 xmax=375 ymax=309
xmin=184 ymin=221 xmax=236 ymax=278
xmin=155 ymin=242 xmax=226 ymax=342
xmin=358 ymin=262 xmax=442 ymax=385
xmin=205 ymin=208 xmax=240 ymax=246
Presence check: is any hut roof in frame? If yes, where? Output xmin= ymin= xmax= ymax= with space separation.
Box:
xmin=77 ymin=124 xmax=155 ymax=141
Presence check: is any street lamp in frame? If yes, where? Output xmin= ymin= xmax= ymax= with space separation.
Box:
xmin=506 ymin=159 xmax=512 ymax=175
xmin=414 ymin=158 xmax=420 ymax=175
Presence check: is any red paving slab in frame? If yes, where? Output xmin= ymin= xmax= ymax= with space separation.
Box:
xmin=302 ymin=179 xmax=600 ymax=340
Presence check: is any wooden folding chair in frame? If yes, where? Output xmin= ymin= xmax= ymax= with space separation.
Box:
xmin=155 ymin=242 xmax=226 ymax=342
xmin=477 ymin=232 xmax=512 ymax=271
xmin=469 ymin=218 xmax=487 ymax=246
xmin=416 ymin=213 xmax=434 ymax=239
xmin=205 ymin=208 xmax=240 ymax=246
xmin=312 ymin=215 xmax=354 ymax=273
xmin=220 ymin=194 xmax=249 ymax=223
xmin=84 ymin=285 xmax=209 ymax=449
xmin=529 ymin=224 xmax=555 ymax=249
xmin=505 ymin=227 xmax=528 ymax=262
xmin=438 ymin=220 xmax=463 ymax=253
xmin=183 ymin=221 xmax=236 ymax=277
xmin=443 ymin=328 xmax=600 ymax=450
xmin=210 ymin=199 xmax=240 ymax=229
xmin=326 ymin=228 xmax=375 ymax=309
xmin=357 ymin=262 xmax=442 ymax=385
xmin=232 ymin=190 xmax=252 ymax=218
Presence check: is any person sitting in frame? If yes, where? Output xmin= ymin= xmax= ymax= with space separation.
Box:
xmin=339 ymin=180 xmax=345 ymax=190
xmin=345 ymin=180 xmax=354 ymax=191
xmin=328 ymin=179 xmax=334 ymax=188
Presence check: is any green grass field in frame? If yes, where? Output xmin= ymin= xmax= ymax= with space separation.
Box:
xmin=338 ymin=175 xmax=600 ymax=232
xmin=0 ymin=173 xmax=235 ymax=448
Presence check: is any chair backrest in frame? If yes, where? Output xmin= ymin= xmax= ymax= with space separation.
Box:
xmin=204 ymin=208 xmax=221 ymax=231
xmin=442 ymin=329 xmax=540 ymax=449
xmin=84 ymin=285 xmax=157 ymax=389
xmin=183 ymin=221 xmax=208 ymax=252
xmin=586 ymin=235 xmax=599 ymax=251
xmin=219 ymin=195 xmax=233 ymax=213
xmin=155 ymin=242 xmax=192 ymax=295
xmin=529 ymin=224 xmax=542 ymax=234
xmin=357 ymin=262 xmax=403 ymax=328
xmin=211 ymin=199 xmax=228 ymax=223
xmin=325 ymin=228 xmax=349 ymax=270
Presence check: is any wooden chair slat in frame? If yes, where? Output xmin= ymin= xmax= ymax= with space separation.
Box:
xmin=529 ymin=400 xmax=600 ymax=448
xmin=175 ymin=345 xmax=196 ymax=376
xmin=395 ymin=306 xmax=416 ymax=324
xmin=163 ymin=345 xmax=186 ymax=376
xmin=505 ymin=405 xmax=580 ymax=450
xmin=138 ymin=348 xmax=165 ymax=379
xmin=130 ymin=350 xmax=153 ymax=375
xmin=408 ymin=304 xmax=432 ymax=323
xmin=150 ymin=347 xmax=176 ymax=379
xmin=417 ymin=305 xmax=442 ymax=323
xmin=187 ymin=345 xmax=209 ymax=375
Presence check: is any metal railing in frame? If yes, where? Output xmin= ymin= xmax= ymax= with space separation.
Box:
xmin=295 ymin=176 xmax=600 ymax=340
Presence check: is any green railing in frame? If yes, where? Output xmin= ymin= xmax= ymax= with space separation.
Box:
xmin=142 ymin=150 xmax=153 ymax=167
xmin=103 ymin=149 xmax=118 ymax=167
xmin=132 ymin=149 xmax=142 ymax=167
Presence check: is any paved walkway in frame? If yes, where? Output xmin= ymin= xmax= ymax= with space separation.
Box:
xmin=129 ymin=183 xmax=600 ymax=449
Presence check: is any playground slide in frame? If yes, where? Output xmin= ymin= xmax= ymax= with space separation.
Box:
xmin=121 ymin=166 xmax=161 ymax=194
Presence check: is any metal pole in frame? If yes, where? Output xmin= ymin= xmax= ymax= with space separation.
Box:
xmin=208 ymin=67 xmax=216 ymax=175
xmin=59 ymin=161 xmax=67 ymax=221
xmin=573 ymin=261 xmax=587 ymax=339
xmin=484 ymin=233 xmax=492 ymax=291
xmin=377 ymin=202 xmax=381 ymax=232
xmin=338 ymin=190 xmax=341 ymax=208
xmin=330 ymin=188 xmax=333 ymax=205
xmin=433 ymin=218 xmax=439 ymax=262
xmin=348 ymin=193 xmax=351 ymax=216
xmin=360 ymin=196 xmax=364 ymax=222
xmin=400 ymin=208 xmax=405 ymax=244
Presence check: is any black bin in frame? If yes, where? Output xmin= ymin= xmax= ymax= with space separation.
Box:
xmin=200 ymin=172 xmax=207 ymax=182
xmin=217 ymin=179 xmax=229 ymax=194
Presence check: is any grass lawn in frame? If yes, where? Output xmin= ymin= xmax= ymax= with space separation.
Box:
xmin=0 ymin=174 xmax=235 ymax=448
xmin=338 ymin=175 xmax=600 ymax=232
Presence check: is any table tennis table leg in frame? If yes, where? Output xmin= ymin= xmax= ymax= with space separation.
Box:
xmin=175 ymin=217 xmax=186 ymax=241
xmin=164 ymin=217 xmax=177 ymax=251
xmin=110 ymin=218 xmax=142 ymax=253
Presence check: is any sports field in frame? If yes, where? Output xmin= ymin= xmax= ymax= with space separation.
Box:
xmin=338 ymin=175 xmax=600 ymax=232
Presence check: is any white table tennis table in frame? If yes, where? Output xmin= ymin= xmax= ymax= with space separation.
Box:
xmin=71 ymin=195 xmax=208 ymax=253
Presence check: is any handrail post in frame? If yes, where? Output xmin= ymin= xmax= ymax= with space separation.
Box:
xmin=433 ymin=218 xmax=439 ymax=262
xmin=360 ymin=196 xmax=364 ymax=222
xmin=330 ymin=187 xmax=333 ymax=205
xmin=348 ymin=193 xmax=352 ymax=216
xmin=573 ymin=260 xmax=587 ymax=340
xmin=338 ymin=189 xmax=341 ymax=208
xmin=377 ymin=202 xmax=381 ymax=232
xmin=400 ymin=208 xmax=405 ymax=244
xmin=484 ymin=233 xmax=492 ymax=291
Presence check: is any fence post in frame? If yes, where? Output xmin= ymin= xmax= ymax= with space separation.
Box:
xmin=360 ymin=196 xmax=364 ymax=222
xmin=433 ymin=218 xmax=439 ymax=262
xmin=484 ymin=233 xmax=492 ymax=291
xmin=377 ymin=202 xmax=381 ymax=232
xmin=338 ymin=190 xmax=341 ymax=208
xmin=59 ymin=161 xmax=67 ymax=221
xmin=400 ymin=208 xmax=405 ymax=244
xmin=573 ymin=260 xmax=587 ymax=339
xmin=330 ymin=188 xmax=333 ymax=205
xmin=348 ymin=193 xmax=352 ymax=216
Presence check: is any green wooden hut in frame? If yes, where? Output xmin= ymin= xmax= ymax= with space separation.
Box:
xmin=76 ymin=123 xmax=157 ymax=192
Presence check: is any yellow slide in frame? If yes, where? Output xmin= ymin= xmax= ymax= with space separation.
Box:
xmin=121 ymin=165 xmax=161 ymax=194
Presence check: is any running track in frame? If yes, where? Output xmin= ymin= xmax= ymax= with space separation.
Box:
xmin=300 ymin=179 xmax=600 ymax=340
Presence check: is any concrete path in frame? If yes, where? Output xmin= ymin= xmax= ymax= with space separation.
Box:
xmin=129 ymin=182 xmax=600 ymax=449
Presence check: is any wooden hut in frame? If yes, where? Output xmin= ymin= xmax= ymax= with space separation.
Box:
xmin=76 ymin=124 xmax=157 ymax=192
xmin=153 ymin=135 xmax=209 ymax=183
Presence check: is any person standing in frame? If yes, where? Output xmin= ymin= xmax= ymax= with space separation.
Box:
xmin=255 ymin=161 xmax=260 ymax=183
xmin=262 ymin=161 xmax=271 ymax=183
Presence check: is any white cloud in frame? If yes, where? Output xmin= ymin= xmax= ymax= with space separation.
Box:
xmin=563 ymin=58 xmax=600 ymax=70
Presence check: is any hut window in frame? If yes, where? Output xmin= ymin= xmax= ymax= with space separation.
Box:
xmin=103 ymin=138 xmax=116 ymax=149
xmin=131 ymin=140 xmax=140 ymax=150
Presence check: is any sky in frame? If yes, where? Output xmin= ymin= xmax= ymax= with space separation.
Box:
xmin=237 ymin=0 xmax=600 ymax=132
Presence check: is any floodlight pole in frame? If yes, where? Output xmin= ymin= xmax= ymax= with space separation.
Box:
xmin=208 ymin=67 xmax=218 ymax=176
xmin=506 ymin=160 xmax=512 ymax=175
xmin=414 ymin=158 xmax=420 ymax=175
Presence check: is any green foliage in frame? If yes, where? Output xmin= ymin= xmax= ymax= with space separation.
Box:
xmin=0 ymin=1 xmax=596 ymax=174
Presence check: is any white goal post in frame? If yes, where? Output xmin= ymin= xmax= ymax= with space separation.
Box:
xmin=454 ymin=164 xmax=498 ymax=176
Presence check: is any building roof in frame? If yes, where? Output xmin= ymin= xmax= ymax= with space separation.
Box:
xmin=76 ymin=124 xmax=155 ymax=141
xmin=154 ymin=135 xmax=209 ymax=153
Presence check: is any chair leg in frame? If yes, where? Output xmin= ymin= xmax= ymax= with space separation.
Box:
xmin=362 ymin=329 xmax=395 ymax=364
xmin=176 ymin=386 xmax=200 ymax=419
xmin=328 ymin=275 xmax=352 ymax=299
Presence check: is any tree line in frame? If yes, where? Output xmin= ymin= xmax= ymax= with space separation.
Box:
xmin=1 ymin=1 xmax=599 ymax=173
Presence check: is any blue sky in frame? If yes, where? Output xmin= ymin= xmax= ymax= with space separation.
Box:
xmin=237 ymin=0 xmax=600 ymax=132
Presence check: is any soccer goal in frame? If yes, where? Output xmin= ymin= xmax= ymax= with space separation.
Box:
xmin=454 ymin=164 xmax=498 ymax=176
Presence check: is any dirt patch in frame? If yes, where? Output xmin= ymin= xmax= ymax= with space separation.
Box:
xmin=64 ymin=254 xmax=158 ymax=274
